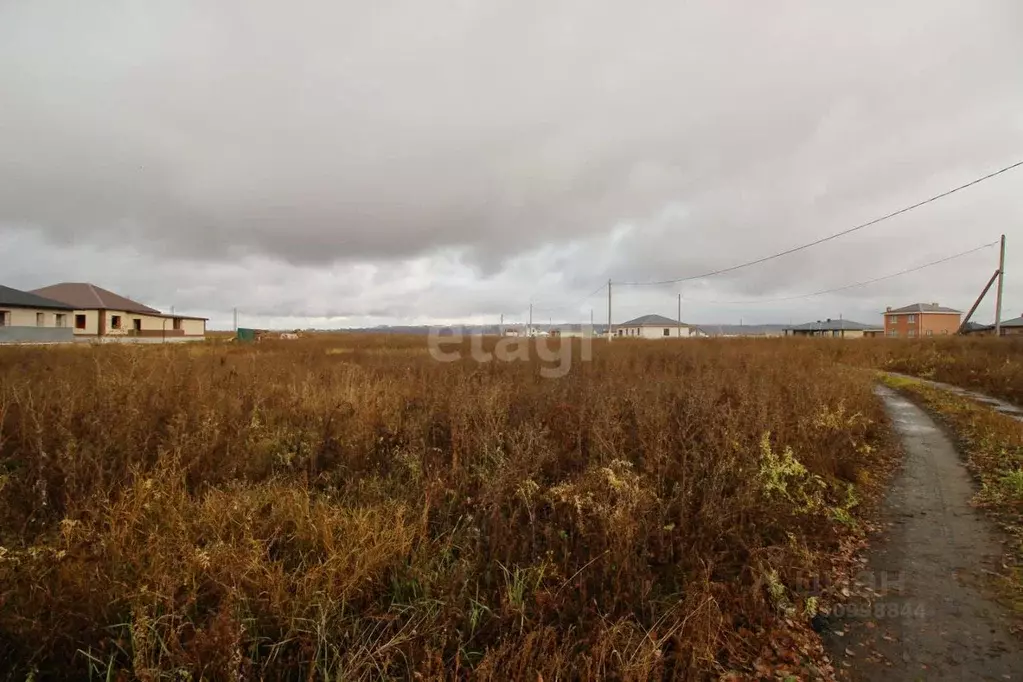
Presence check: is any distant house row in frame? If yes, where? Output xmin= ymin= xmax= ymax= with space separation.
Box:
xmin=0 ymin=283 xmax=206 ymax=344
xmin=785 ymin=302 xmax=1023 ymax=338
xmin=785 ymin=303 xmax=962 ymax=338
xmin=600 ymin=302 xmax=1019 ymax=340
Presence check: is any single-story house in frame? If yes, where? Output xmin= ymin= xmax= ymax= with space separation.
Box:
xmin=961 ymin=321 xmax=992 ymax=335
xmin=784 ymin=319 xmax=884 ymax=338
xmin=0 ymin=285 xmax=76 ymax=343
xmin=615 ymin=314 xmax=699 ymax=339
xmin=994 ymin=315 xmax=1023 ymax=336
xmin=697 ymin=324 xmax=787 ymax=338
xmin=550 ymin=324 xmax=600 ymax=338
xmin=29 ymin=282 xmax=207 ymax=342
xmin=963 ymin=315 xmax=1023 ymax=336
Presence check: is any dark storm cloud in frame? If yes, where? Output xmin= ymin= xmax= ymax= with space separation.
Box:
xmin=1 ymin=0 xmax=1022 ymax=326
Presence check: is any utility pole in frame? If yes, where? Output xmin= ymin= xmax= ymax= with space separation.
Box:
xmin=500 ymin=313 xmax=504 ymax=336
xmin=528 ymin=303 xmax=533 ymax=337
xmin=995 ymin=234 xmax=1006 ymax=337
xmin=677 ymin=293 xmax=682 ymax=339
xmin=233 ymin=307 xmax=238 ymax=332
xmin=607 ymin=279 xmax=613 ymax=341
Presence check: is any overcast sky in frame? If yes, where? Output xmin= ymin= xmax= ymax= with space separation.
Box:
xmin=2 ymin=1 xmax=1022 ymax=329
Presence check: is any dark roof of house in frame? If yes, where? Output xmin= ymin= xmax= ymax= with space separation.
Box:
xmin=886 ymin=303 xmax=961 ymax=315
xmin=786 ymin=319 xmax=882 ymax=332
xmin=620 ymin=314 xmax=688 ymax=327
xmin=29 ymin=283 xmax=161 ymax=314
xmin=0 ymin=284 xmax=76 ymax=310
xmin=996 ymin=315 xmax=1023 ymax=328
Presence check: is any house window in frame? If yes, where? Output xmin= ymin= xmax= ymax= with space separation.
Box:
xmin=111 ymin=315 xmax=122 ymax=330
xmin=75 ymin=314 xmax=86 ymax=330
xmin=663 ymin=328 xmax=670 ymax=337
xmin=887 ymin=315 xmax=896 ymax=325
xmin=926 ymin=330 xmax=933 ymax=337
xmin=907 ymin=315 xmax=916 ymax=324
xmin=173 ymin=318 xmax=182 ymax=331
xmin=908 ymin=330 xmax=917 ymax=338
xmin=0 ymin=310 xmax=9 ymax=327
xmin=55 ymin=314 xmax=66 ymax=328
xmin=133 ymin=319 xmax=142 ymax=331
xmin=36 ymin=312 xmax=45 ymax=327
xmin=888 ymin=330 xmax=898 ymax=337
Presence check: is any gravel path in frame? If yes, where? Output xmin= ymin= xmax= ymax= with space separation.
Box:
xmin=828 ymin=385 xmax=1023 ymax=680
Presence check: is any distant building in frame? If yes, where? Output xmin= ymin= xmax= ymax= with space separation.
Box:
xmin=961 ymin=321 xmax=992 ymax=336
xmin=964 ymin=314 xmax=1023 ymax=337
xmin=694 ymin=324 xmax=785 ymax=338
xmin=883 ymin=303 xmax=961 ymax=338
xmin=615 ymin=314 xmax=695 ymax=339
xmin=0 ymin=285 xmax=75 ymax=344
xmin=551 ymin=325 xmax=599 ymax=338
xmin=29 ymin=282 xmax=207 ymax=342
xmin=994 ymin=315 xmax=1023 ymax=336
xmin=784 ymin=318 xmax=883 ymax=339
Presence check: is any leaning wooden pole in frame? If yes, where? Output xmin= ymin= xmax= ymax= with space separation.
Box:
xmin=995 ymin=234 xmax=1006 ymax=337
xmin=958 ymin=269 xmax=1000 ymax=335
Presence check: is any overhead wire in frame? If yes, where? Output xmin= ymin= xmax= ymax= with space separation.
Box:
xmin=517 ymin=158 xmax=1020 ymax=320
xmin=681 ymin=240 xmax=998 ymax=305
xmin=530 ymin=281 xmax=608 ymax=314
xmin=615 ymin=159 xmax=1023 ymax=286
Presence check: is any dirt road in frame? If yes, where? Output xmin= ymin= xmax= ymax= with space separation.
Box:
xmin=882 ymin=371 xmax=1023 ymax=422
xmin=828 ymin=385 xmax=1023 ymax=680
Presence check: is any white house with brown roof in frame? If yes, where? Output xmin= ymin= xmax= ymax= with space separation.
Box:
xmin=29 ymin=283 xmax=207 ymax=342
xmin=615 ymin=314 xmax=700 ymax=339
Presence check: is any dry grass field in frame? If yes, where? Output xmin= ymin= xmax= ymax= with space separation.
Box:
xmin=0 ymin=336 xmax=900 ymax=679
xmin=830 ymin=336 xmax=1023 ymax=405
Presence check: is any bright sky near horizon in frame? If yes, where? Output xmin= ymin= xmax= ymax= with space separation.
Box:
xmin=2 ymin=1 xmax=1022 ymax=329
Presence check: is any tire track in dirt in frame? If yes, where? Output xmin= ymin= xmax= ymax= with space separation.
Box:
xmin=826 ymin=385 xmax=1023 ymax=680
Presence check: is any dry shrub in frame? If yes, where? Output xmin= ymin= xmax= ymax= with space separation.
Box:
xmin=0 ymin=336 xmax=893 ymax=679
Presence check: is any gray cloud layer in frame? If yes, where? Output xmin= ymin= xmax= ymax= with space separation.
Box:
xmin=2 ymin=1 xmax=1022 ymax=328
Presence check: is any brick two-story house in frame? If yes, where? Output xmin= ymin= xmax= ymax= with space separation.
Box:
xmin=883 ymin=303 xmax=961 ymax=338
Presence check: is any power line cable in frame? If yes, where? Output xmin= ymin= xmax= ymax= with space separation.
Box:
xmin=531 ymin=281 xmax=608 ymax=314
xmin=617 ymin=159 xmax=1023 ymax=286
xmin=683 ymin=240 xmax=998 ymax=305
